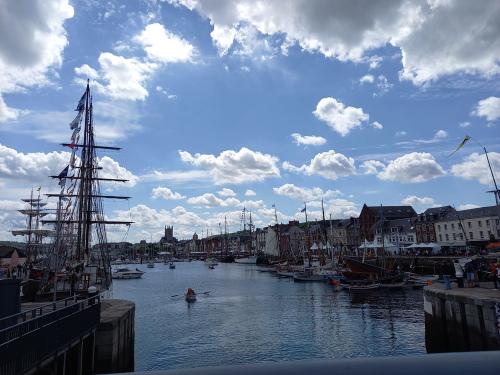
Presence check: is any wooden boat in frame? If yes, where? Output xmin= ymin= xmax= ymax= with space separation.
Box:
xmin=185 ymin=293 xmax=196 ymax=303
xmin=112 ymin=268 xmax=144 ymax=279
xmin=342 ymin=283 xmax=380 ymax=291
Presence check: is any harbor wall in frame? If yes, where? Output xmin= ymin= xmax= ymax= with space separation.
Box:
xmin=95 ymin=299 xmax=135 ymax=374
xmin=424 ymin=285 xmax=500 ymax=353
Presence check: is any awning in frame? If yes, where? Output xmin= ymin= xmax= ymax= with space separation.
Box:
xmin=486 ymin=242 xmax=500 ymax=249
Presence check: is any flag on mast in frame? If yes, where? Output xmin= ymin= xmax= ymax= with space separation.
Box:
xmin=57 ymin=165 xmax=69 ymax=187
xmin=75 ymin=91 xmax=87 ymax=111
xmin=449 ymin=135 xmax=471 ymax=157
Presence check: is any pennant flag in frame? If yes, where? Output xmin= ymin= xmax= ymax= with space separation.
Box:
xmin=449 ymin=135 xmax=471 ymax=157
xmin=75 ymin=91 xmax=87 ymax=111
xmin=58 ymin=165 xmax=69 ymax=187
xmin=271 ymin=204 xmax=275 ymax=208
xmin=301 ymin=207 xmax=306 ymax=213
xmin=69 ymin=111 xmax=82 ymax=130
xmin=70 ymin=150 xmax=77 ymax=167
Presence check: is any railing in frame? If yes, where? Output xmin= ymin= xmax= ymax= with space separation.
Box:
xmin=0 ymin=295 xmax=101 ymax=375
xmin=108 ymin=351 xmax=500 ymax=375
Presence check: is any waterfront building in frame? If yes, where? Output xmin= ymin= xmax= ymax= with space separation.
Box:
xmin=0 ymin=245 xmax=27 ymax=269
xmin=434 ymin=206 xmax=500 ymax=251
xmin=345 ymin=218 xmax=361 ymax=250
xmin=373 ymin=218 xmax=417 ymax=254
xmin=255 ymin=227 xmax=267 ymax=253
xmin=359 ymin=204 xmax=417 ymax=241
xmin=414 ymin=206 xmax=455 ymax=243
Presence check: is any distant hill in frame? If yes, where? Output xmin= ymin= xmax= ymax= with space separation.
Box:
xmin=0 ymin=241 xmax=25 ymax=250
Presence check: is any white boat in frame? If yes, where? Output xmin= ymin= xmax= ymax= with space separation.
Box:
xmin=112 ymin=268 xmax=144 ymax=279
xmin=235 ymin=255 xmax=257 ymax=264
xmin=147 ymin=262 xmax=155 ymax=268
xmin=342 ymin=283 xmax=380 ymax=291
xmin=205 ymin=258 xmax=218 ymax=267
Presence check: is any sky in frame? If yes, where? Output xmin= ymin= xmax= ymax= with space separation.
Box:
xmin=0 ymin=0 xmax=499 ymax=243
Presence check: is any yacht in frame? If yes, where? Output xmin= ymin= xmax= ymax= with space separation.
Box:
xmin=112 ymin=267 xmax=144 ymax=279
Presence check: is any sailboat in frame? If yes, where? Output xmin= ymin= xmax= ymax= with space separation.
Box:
xmin=37 ymin=81 xmax=133 ymax=298
xmin=235 ymin=208 xmax=257 ymax=264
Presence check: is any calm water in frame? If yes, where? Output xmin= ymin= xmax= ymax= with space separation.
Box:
xmin=112 ymin=261 xmax=425 ymax=371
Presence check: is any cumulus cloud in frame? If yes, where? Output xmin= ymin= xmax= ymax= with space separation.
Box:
xmin=98 ymin=156 xmax=139 ymax=187
xmin=0 ymin=95 xmax=20 ymax=122
xmin=459 ymin=121 xmax=471 ymax=128
xmin=360 ymin=160 xmax=386 ymax=175
xmin=313 ymin=97 xmax=369 ymax=136
xmin=401 ymin=195 xmax=436 ymax=207
xmin=187 ymin=193 xmax=240 ymax=208
xmin=472 ymin=96 xmax=500 ymax=122
xmin=283 ymin=150 xmax=356 ymax=180
xmin=0 ymin=0 xmax=74 ymax=93
xmin=451 ymin=152 xmax=500 ymax=185
xmin=152 ymin=186 xmax=186 ymax=200
xmin=171 ymin=0 xmax=500 ymax=85
xmin=244 ymin=189 xmax=256 ymax=196
xmin=179 ymin=147 xmax=280 ymax=185
xmin=74 ymin=23 xmax=196 ymax=101
xmin=291 ymin=133 xmax=327 ymax=146
xmin=458 ymin=204 xmax=480 ymax=211
xmin=217 ymin=188 xmax=237 ymax=197
xmin=378 ymin=152 xmax=445 ymax=183
xmin=371 ymin=121 xmax=383 ymax=130
xmin=360 ymin=74 xmax=374 ymax=84
xmin=273 ymin=183 xmax=341 ymax=202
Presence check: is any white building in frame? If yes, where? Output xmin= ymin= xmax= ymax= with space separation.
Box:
xmin=373 ymin=218 xmax=416 ymax=254
xmin=435 ymin=206 xmax=500 ymax=249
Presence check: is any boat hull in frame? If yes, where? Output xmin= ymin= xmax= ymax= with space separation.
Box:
xmin=235 ymin=256 xmax=257 ymax=264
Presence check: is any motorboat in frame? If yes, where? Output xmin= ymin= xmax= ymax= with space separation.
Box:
xmin=234 ymin=255 xmax=257 ymax=264
xmin=342 ymin=283 xmax=380 ymax=291
xmin=208 ymin=264 xmax=215 ymax=270
xmin=112 ymin=267 xmax=144 ymax=279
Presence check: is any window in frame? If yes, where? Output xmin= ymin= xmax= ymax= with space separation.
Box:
xmin=459 ymin=233 xmax=463 ymax=241
xmin=480 ymin=231 xmax=484 ymax=239
xmin=478 ymin=221 xmax=482 ymax=227
xmin=437 ymin=224 xmax=441 ymax=231
xmin=469 ymin=232 xmax=473 ymax=239
xmin=486 ymin=219 xmax=489 ymax=226
xmin=453 ymin=233 xmax=456 ymax=240
xmin=408 ymin=235 xmax=414 ymax=242
xmin=377 ymin=237 xmax=382 ymax=243
xmin=444 ymin=224 xmax=448 ymax=230
xmin=445 ymin=234 xmax=449 ymax=241
xmin=468 ymin=222 xmax=472 ymax=228
xmin=496 ymin=219 xmax=499 ymax=225
xmin=451 ymin=223 xmax=455 ymax=229
xmin=439 ymin=234 xmax=442 ymax=241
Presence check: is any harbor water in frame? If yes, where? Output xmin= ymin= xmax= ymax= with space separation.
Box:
xmin=112 ymin=261 xmax=425 ymax=371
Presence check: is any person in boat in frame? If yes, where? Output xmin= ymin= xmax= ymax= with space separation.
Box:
xmin=186 ymin=288 xmax=196 ymax=297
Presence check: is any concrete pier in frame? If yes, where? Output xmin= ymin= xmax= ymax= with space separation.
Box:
xmin=424 ymin=284 xmax=500 ymax=353
xmin=95 ymin=299 xmax=135 ymax=374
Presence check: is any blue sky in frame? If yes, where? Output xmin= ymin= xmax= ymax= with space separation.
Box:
xmin=0 ymin=0 xmax=499 ymax=242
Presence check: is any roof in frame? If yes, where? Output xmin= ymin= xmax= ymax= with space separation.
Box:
xmin=373 ymin=217 xmax=415 ymax=232
xmin=438 ymin=206 xmax=499 ymax=222
xmin=0 ymin=245 xmax=26 ymax=258
xmin=422 ymin=206 xmax=455 ymax=216
xmin=365 ymin=205 xmax=417 ymax=219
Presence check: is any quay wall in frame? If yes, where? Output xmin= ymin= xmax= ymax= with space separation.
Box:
xmin=424 ymin=285 xmax=500 ymax=353
xmin=95 ymin=299 xmax=135 ymax=374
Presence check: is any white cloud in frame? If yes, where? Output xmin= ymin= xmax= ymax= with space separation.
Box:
xmin=371 ymin=121 xmax=383 ymax=130
xmin=459 ymin=121 xmax=471 ymax=128
xmin=451 ymin=152 xmax=500 ymax=185
xmin=75 ymin=23 xmax=196 ymax=101
xmin=244 ymin=189 xmax=256 ymax=196
xmin=141 ymin=169 xmax=210 ymax=184
xmin=375 ymin=75 xmax=393 ymax=95
xmin=273 ymin=183 xmax=341 ymax=202
xmin=283 ymin=150 xmax=356 ymax=180
xmin=186 ymin=193 xmax=240 ymax=208
xmin=0 ymin=0 xmax=74 ymax=93
xmin=313 ymin=97 xmax=369 ymax=136
xmin=360 ymin=160 xmax=386 ymax=175
xmin=360 ymin=74 xmax=374 ymax=84
xmin=458 ymin=204 xmax=480 ymax=211
xmin=98 ymin=156 xmax=139 ymax=187
xmin=395 ymin=130 xmax=407 ymax=137
xmin=133 ymin=23 xmax=196 ymax=63
xmin=378 ymin=152 xmax=445 ymax=183
xmin=179 ymin=147 xmax=280 ymax=185
xmin=434 ymin=129 xmax=448 ymax=139
xmin=401 ymin=195 xmax=436 ymax=207
xmin=0 ymin=94 xmax=20 ymax=122
xmin=217 ymin=188 xmax=237 ymax=197
xmin=291 ymin=133 xmax=327 ymax=146
xmin=173 ymin=0 xmax=500 ymax=85
xmin=472 ymin=96 xmax=500 ymax=122
xmin=152 ymin=186 xmax=186 ymax=200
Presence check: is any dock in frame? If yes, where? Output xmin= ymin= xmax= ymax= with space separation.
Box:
xmin=424 ymin=283 xmax=500 ymax=352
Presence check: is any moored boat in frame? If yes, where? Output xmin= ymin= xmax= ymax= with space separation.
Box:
xmin=235 ymin=255 xmax=257 ymax=264
xmin=169 ymin=262 xmax=176 ymax=269
xmin=342 ymin=283 xmax=380 ymax=291
xmin=112 ymin=268 xmax=144 ymax=279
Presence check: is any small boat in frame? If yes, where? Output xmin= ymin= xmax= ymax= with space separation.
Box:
xmin=277 ymin=270 xmax=294 ymax=278
xmin=208 ymin=264 xmax=215 ymax=270
xmin=112 ymin=268 xmax=144 ymax=279
xmin=185 ymin=288 xmax=196 ymax=303
xmin=234 ymin=255 xmax=257 ymax=264
xmin=147 ymin=262 xmax=155 ymax=268
xmin=169 ymin=262 xmax=176 ymax=269
xmin=342 ymin=283 xmax=380 ymax=291
xmin=256 ymin=266 xmax=276 ymax=273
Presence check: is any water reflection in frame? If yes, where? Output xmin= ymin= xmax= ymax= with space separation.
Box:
xmin=112 ymin=262 xmax=425 ymax=371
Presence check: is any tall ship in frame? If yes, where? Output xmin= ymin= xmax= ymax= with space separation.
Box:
xmin=22 ymin=81 xmax=133 ymax=299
